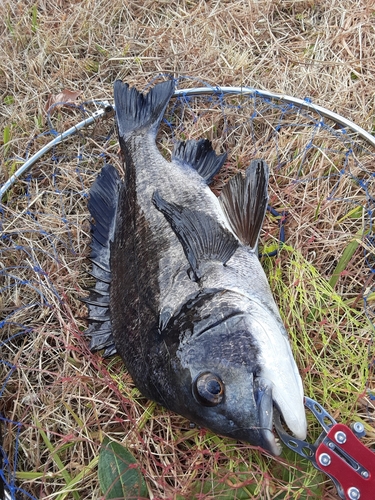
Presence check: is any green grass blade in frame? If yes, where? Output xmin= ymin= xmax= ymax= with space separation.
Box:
xmin=137 ymin=401 xmax=156 ymax=431
xmin=328 ymin=233 xmax=361 ymax=289
xmin=30 ymin=4 xmax=38 ymax=33
xmin=3 ymin=125 xmax=11 ymax=156
xmin=16 ymin=471 xmax=55 ymax=480
xmin=55 ymin=456 xmax=99 ymax=500
xmin=34 ymin=417 xmax=80 ymax=500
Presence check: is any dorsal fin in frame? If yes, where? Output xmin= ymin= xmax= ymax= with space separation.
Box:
xmin=218 ymin=159 xmax=269 ymax=250
xmin=85 ymin=163 xmax=121 ymax=356
xmin=172 ymin=139 xmax=227 ymax=184
xmin=152 ymin=191 xmax=238 ymax=280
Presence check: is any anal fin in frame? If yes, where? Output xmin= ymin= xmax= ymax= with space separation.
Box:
xmin=172 ymin=139 xmax=227 ymax=184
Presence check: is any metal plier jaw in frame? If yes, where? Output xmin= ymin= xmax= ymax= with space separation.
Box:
xmin=274 ymin=397 xmax=375 ymax=500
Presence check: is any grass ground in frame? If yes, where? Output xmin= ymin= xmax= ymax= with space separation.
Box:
xmin=1 ymin=1 xmax=374 ymax=499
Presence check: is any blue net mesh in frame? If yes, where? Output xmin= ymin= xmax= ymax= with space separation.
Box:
xmin=1 ymin=77 xmax=374 ymax=499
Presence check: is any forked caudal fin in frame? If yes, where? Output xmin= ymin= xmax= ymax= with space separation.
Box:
xmin=218 ymin=159 xmax=269 ymax=250
xmin=84 ymin=164 xmax=121 ymax=356
xmin=114 ymin=79 xmax=175 ymax=139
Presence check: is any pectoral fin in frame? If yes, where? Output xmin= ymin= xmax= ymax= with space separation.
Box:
xmin=152 ymin=192 xmax=238 ymax=280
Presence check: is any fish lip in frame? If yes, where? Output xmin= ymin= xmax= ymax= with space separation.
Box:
xmin=255 ymin=377 xmax=282 ymax=456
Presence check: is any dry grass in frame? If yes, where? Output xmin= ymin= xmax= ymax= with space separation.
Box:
xmin=1 ymin=1 xmax=375 ymax=499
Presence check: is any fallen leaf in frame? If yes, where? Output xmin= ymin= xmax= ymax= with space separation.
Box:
xmin=98 ymin=437 xmax=149 ymax=499
xmin=44 ymin=89 xmax=82 ymax=115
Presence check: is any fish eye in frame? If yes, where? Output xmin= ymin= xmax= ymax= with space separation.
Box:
xmin=193 ymin=372 xmax=225 ymax=406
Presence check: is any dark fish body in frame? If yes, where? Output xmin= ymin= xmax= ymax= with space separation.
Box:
xmin=85 ymin=80 xmax=306 ymax=455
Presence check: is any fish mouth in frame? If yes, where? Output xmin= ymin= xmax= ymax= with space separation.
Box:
xmin=255 ymin=377 xmax=282 ymax=456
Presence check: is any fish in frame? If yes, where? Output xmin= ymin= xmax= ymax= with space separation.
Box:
xmin=85 ymin=79 xmax=307 ymax=455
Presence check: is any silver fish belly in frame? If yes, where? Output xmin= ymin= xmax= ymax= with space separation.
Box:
xmin=85 ymin=80 xmax=307 ymax=455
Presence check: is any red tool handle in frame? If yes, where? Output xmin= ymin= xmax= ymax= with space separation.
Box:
xmin=316 ymin=423 xmax=375 ymax=500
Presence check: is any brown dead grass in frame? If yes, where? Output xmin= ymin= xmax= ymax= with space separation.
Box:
xmin=1 ymin=1 xmax=375 ymax=499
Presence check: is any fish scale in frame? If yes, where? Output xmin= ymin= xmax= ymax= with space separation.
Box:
xmin=122 ymin=133 xmax=234 ymax=322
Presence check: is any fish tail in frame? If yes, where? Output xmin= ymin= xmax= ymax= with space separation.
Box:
xmin=114 ymin=79 xmax=175 ymax=139
xmin=84 ymin=163 xmax=121 ymax=356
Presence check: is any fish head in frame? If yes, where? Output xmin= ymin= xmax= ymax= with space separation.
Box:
xmin=175 ymin=321 xmax=282 ymax=455
xmin=162 ymin=293 xmax=306 ymax=455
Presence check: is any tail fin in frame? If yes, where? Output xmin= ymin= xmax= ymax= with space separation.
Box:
xmin=114 ymin=79 xmax=175 ymax=139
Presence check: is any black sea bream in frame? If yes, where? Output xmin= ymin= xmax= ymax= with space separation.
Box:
xmin=85 ymin=79 xmax=307 ymax=455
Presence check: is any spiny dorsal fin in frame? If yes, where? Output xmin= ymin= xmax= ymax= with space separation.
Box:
xmin=172 ymin=139 xmax=227 ymax=184
xmin=85 ymin=163 xmax=121 ymax=357
xmin=85 ymin=320 xmax=115 ymax=356
xmin=218 ymin=159 xmax=269 ymax=250
xmin=152 ymin=191 xmax=238 ymax=280
xmin=114 ymin=79 xmax=175 ymax=139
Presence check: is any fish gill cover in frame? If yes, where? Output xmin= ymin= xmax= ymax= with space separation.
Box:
xmin=0 ymin=76 xmax=374 ymax=499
